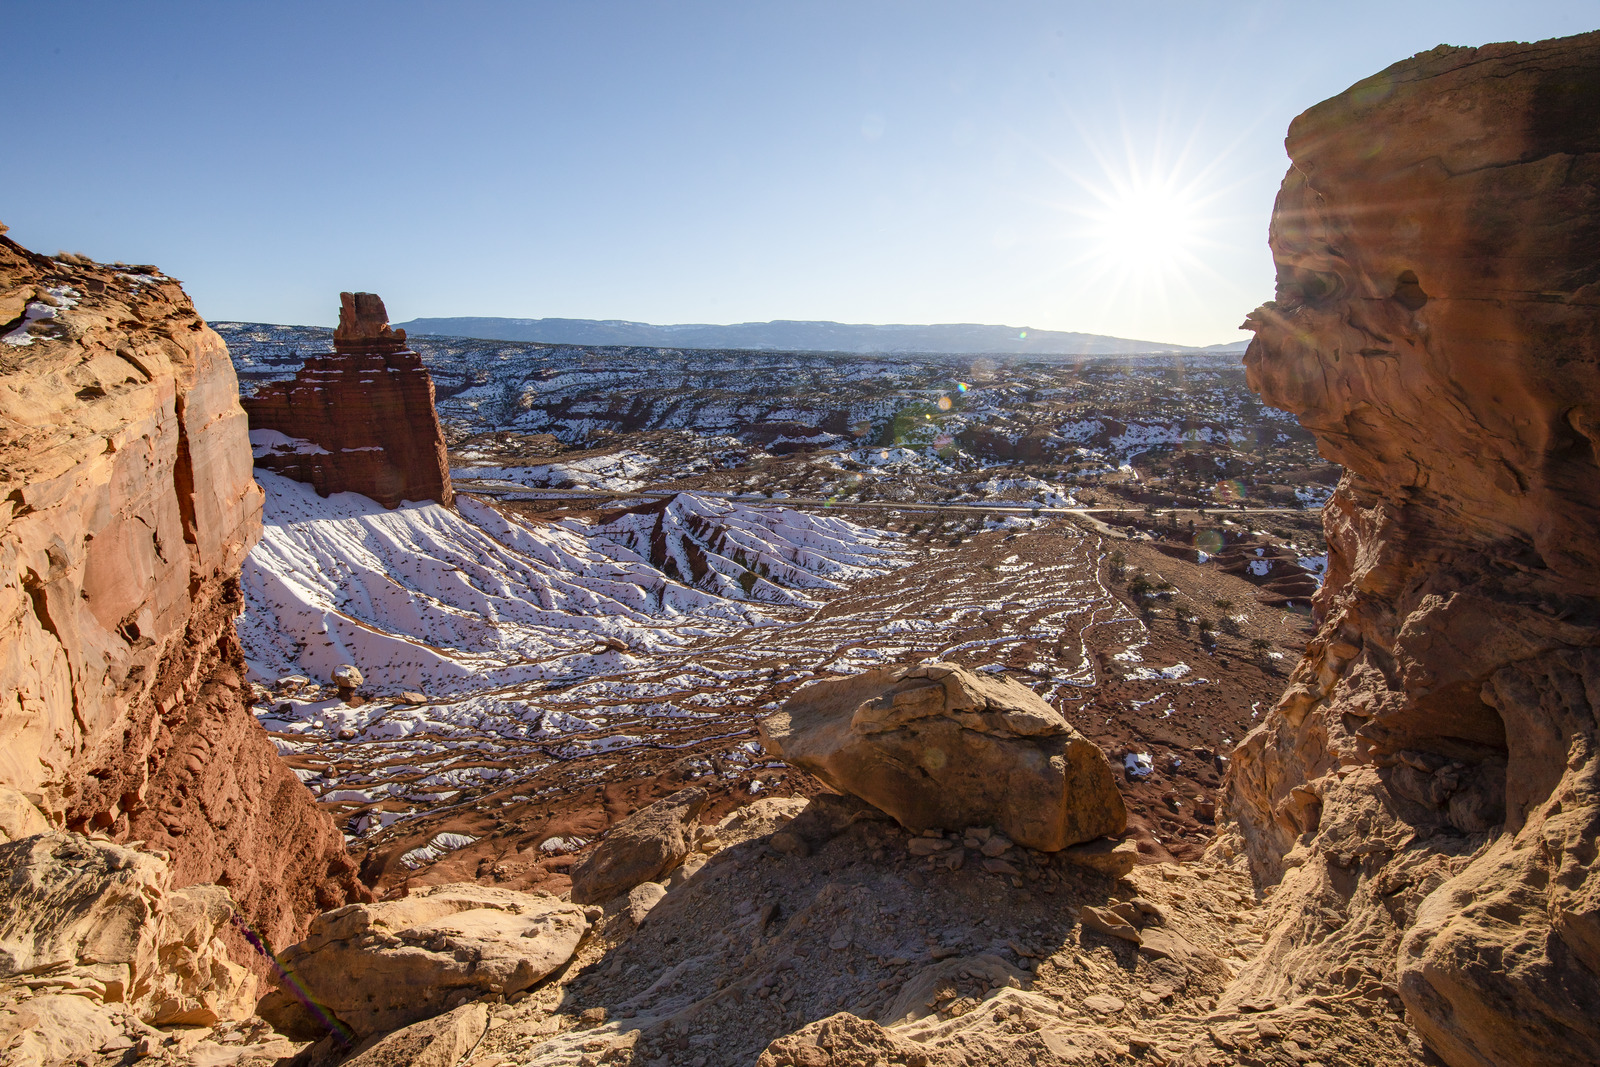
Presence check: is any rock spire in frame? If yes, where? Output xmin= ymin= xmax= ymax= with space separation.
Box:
xmin=243 ymin=292 xmax=454 ymax=508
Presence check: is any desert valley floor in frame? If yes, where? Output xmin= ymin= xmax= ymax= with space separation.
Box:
xmin=216 ymin=325 xmax=1331 ymax=896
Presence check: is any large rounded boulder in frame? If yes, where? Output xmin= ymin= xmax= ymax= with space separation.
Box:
xmin=758 ymin=662 xmax=1125 ymax=851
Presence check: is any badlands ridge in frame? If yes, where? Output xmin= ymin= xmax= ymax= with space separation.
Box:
xmin=1 ymin=30 xmax=1598 ymax=1067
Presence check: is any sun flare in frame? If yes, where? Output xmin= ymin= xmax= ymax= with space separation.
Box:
xmin=1085 ymin=179 xmax=1205 ymax=272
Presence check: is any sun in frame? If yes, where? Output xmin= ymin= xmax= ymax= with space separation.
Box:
xmin=1084 ymin=177 xmax=1205 ymax=273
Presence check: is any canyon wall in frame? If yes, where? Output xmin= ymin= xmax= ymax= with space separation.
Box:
xmin=1223 ymin=33 xmax=1600 ymax=1067
xmin=0 ymin=230 xmax=364 ymax=961
xmin=242 ymin=292 xmax=454 ymax=509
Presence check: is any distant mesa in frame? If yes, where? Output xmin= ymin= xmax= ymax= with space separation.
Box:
xmin=243 ymin=292 xmax=454 ymax=509
xmin=393 ymin=315 xmax=1251 ymax=357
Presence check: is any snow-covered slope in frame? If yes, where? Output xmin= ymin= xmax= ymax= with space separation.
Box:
xmin=239 ymin=471 xmax=906 ymax=693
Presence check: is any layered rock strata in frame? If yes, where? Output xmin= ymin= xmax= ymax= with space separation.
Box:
xmin=0 ymin=231 xmax=364 ymax=964
xmin=242 ymin=292 xmax=453 ymax=508
xmin=1225 ymin=33 xmax=1600 ymax=1067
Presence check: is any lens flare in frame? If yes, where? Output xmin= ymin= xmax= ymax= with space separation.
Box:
xmin=1194 ymin=528 xmax=1224 ymax=556
xmin=956 ymin=382 xmax=970 ymax=392
xmin=1214 ymin=479 xmax=1246 ymax=503
xmin=937 ymin=395 xmax=952 ymax=411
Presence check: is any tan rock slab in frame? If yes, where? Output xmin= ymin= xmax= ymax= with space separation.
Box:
xmin=1061 ymin=837 xmax=1138 ymax=877
xmin=341 ymin=1002 xmax=488 ymax=1067
xmin=759 ymin=662 xmax=1125 ymax=850
xmin=1079 ymin=905 xmax=1142 ymax=945
xmin=0 ymin=787 xmax=49 ymax=843
xmin=267 ymin=884 xmax=588 ymax=1038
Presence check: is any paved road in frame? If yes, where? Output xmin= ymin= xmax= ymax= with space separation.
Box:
xmin=453 ymin=480 xmax=1308 ymax=519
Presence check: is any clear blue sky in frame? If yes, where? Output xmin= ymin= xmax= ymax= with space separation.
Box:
xmin=7 ymin=2 xmax=1593 ymax=346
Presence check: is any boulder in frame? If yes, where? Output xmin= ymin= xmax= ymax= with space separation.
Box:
xmin=758 ymin=662 xmax=1125 ymax=850
xmin=0 ymin=832 xmax=255 ymax=1024
xmin=569 ymin=787 xmax=709 ymax=904
xmin=332 ymin=664 xmax=364 ymax=690
xmin=0 ymin=787 xmax=49 ymax=842
xmin=341 ymin=1002 xmax=488 ymax=1067
xmin=627 ymin=882 xmax=668 ymax=925
xmin=264 ymin=883 xmax=588 ymax=1038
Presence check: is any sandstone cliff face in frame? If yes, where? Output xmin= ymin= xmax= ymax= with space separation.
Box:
xmin=1225 ymin=33 xmax=1600 ymax=1067
xmin=0 ymin=231 xmax=364 ymax=963
xmin=242 ymin=292 xmax=453 ymax=509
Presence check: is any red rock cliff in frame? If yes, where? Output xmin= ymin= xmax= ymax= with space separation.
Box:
xmin=242 ymin=292 xmax=453 ymax=508
xmin=0 ymin=229 xmax=365 ymax=965
xmin=1224 ymin=33 xmax=1600 ymax=1067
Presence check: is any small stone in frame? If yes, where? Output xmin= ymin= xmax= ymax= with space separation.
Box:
xmin=399 ymin=691 xmax=429 ymax=705
xmin=770 ymin=830 xmax=810 ymax=857
xmin=1079 ymin=905 xmax=1142 ymax=944
xmin=580 ymin=1007 xmax=608 ymax=1026
xmin=627 ymin=881 xmax=667 ymax=924
xmin=982 ymin=857 xmax=1020 ymax=875
xmin=907 ymin=837 xmax=954 ymax=856
xmin=980 ymin=836 xmax=1012 ymax=858
xmin=1082 ymin=994 xmax=1125 ymax=1014
xmin=331 ymin=664 xmax=364 ymax=689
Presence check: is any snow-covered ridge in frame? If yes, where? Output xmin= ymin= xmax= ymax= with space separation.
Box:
xmin=453 ymin=450 xmax=658 ymax=492
xmin=239 ymin=471 xmax=907 ymax=694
